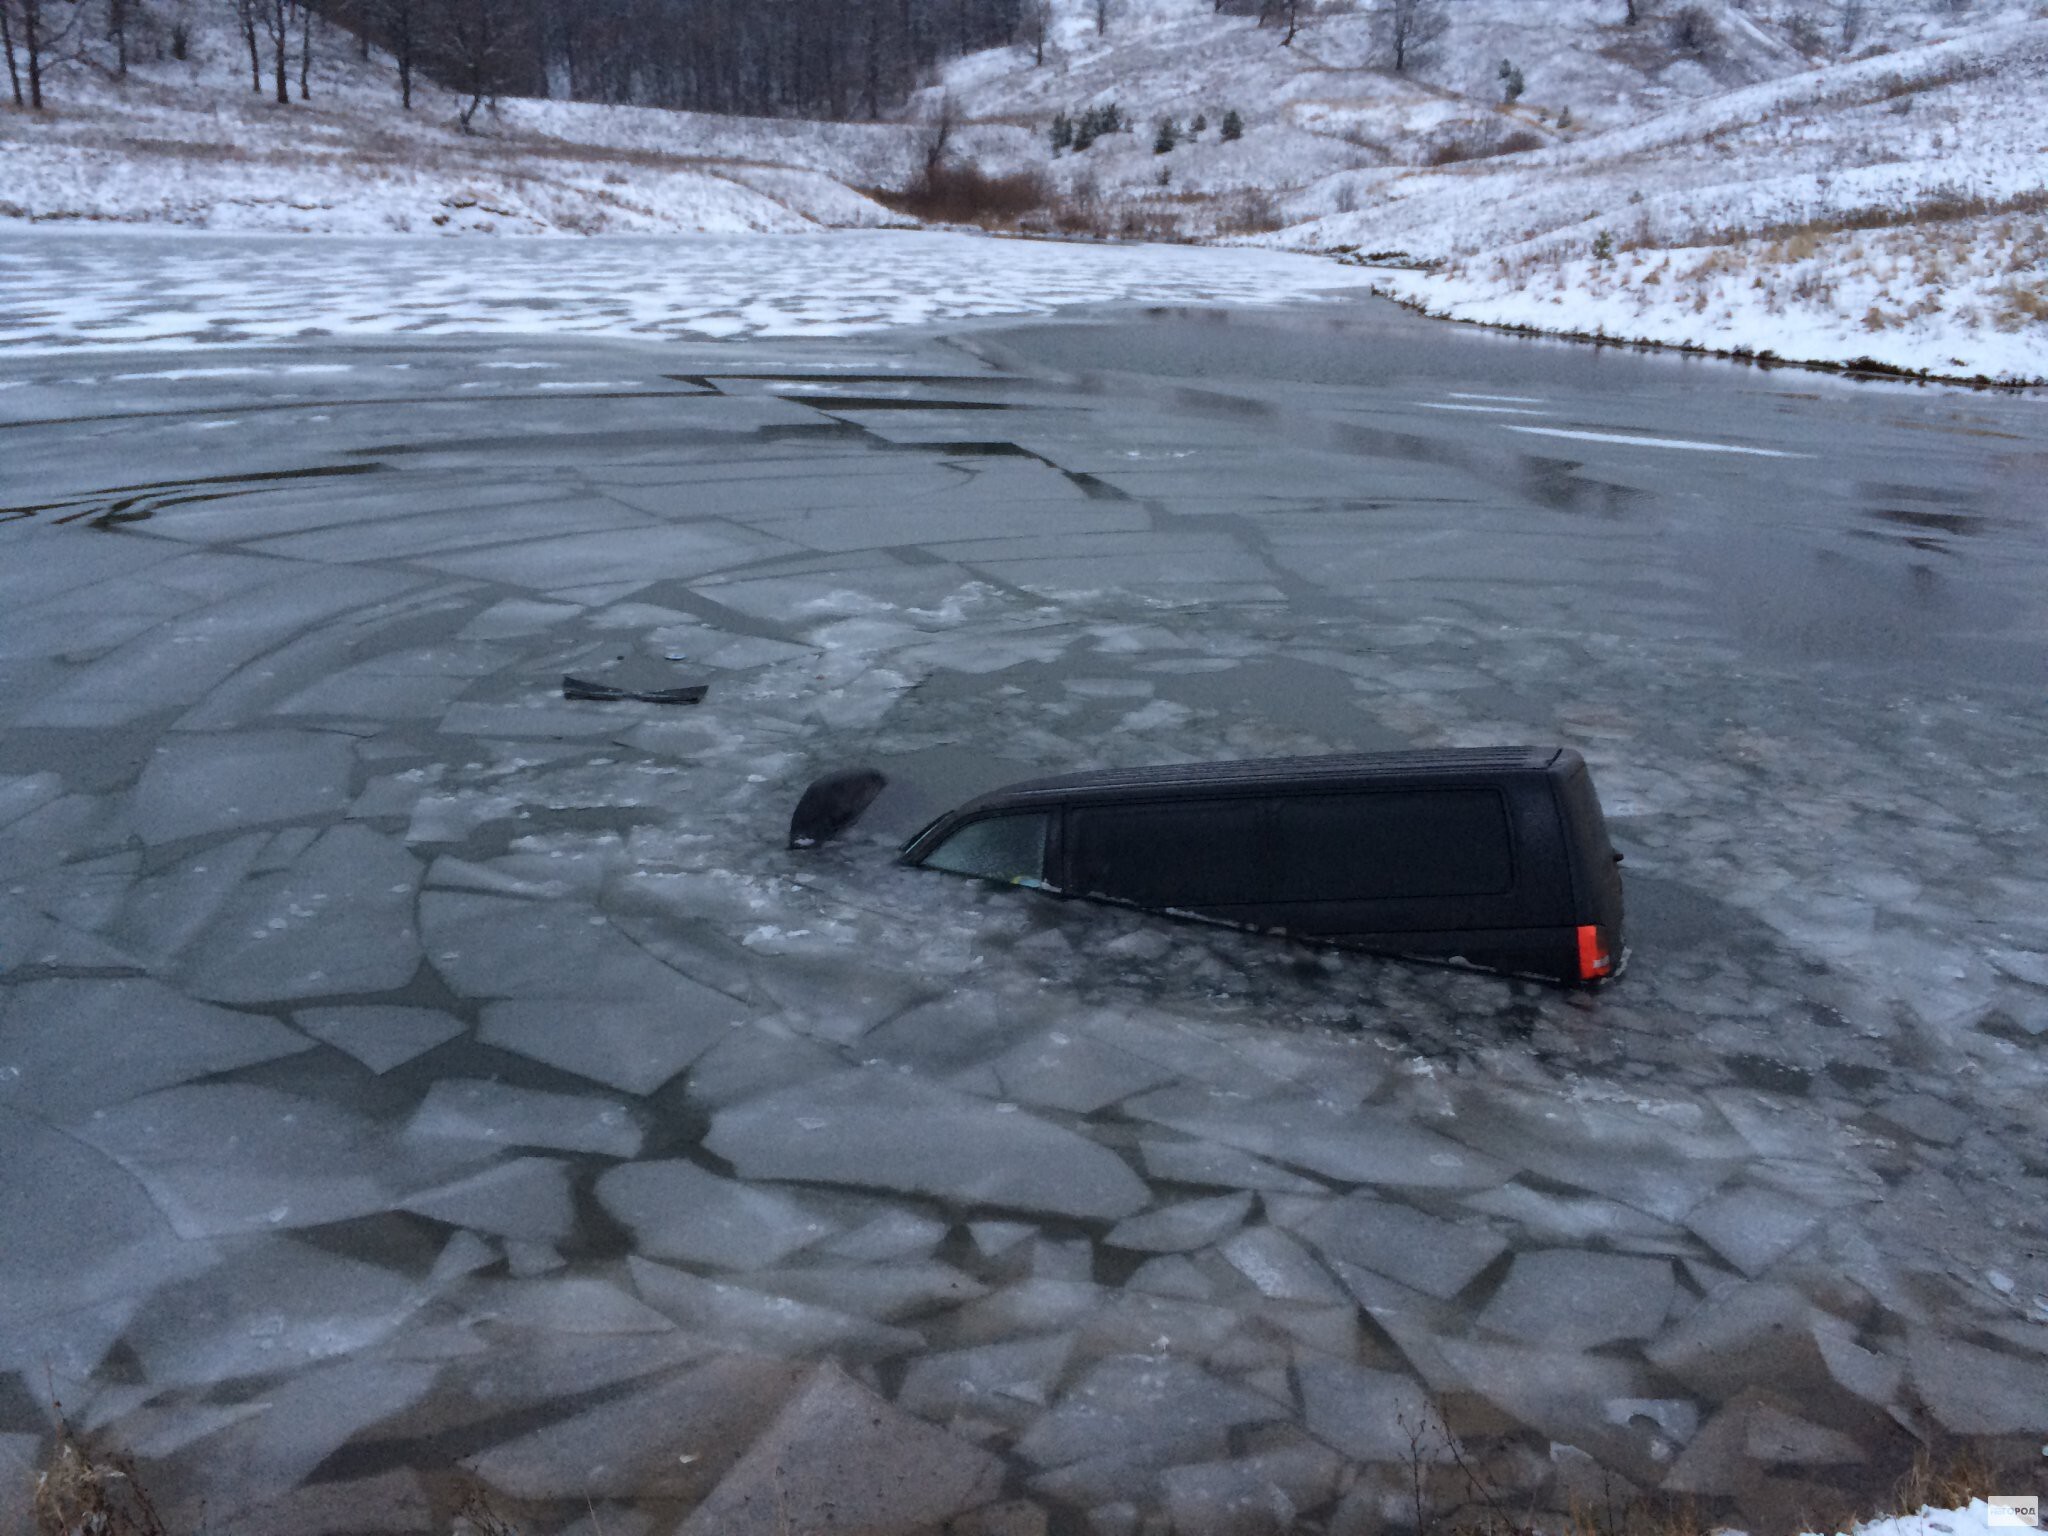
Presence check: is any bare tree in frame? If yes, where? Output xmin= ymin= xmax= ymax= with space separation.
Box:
xmin=1624 ymin=0 xmax=1642 ymax=22
xmin=1 ymin=2 xmax=22 ymax=106
xmin=258 ymin=0 xmax=291 ymax=103
xmin=1376 ymin=0 xmax=1443 ymax=73
xmin=106 ymin=0 xmax=128 ymax=75
xmin=3 ymin=0 xmax=77 ymax=108
xmin=233 ymin=0 xmax=263 ymax=89
xmin=1093 ymin=0 xmax=1109 ymax=34
xmin=1838 ymin=0 xmax=1865 ymax=52
xmin=369 ymin=0 xmax=419 ymax=107
xmin=436 ymin=0 xmax=527 ymax=130
xmin=917 ymin=88 xmax=956 ymax=178
xmin=1020 ymin=0 xmax=1047 ymax=64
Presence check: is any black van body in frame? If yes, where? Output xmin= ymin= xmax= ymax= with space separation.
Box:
xmin=892 ymin=747 xmax=1623 ymax=985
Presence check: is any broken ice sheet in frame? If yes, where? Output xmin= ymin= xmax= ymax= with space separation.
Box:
xmin=76 ymin=1082 xmax=481 ymax=1239
xmin=1683 ymin=1183 xmax=1822 ymax=1276
xmin=748 ymin=1262 xmax=987 ymax=1320
xmin=1287 ymin=1194 xmax=1508 ymax=1301
xmin=1138 ymin=1138 xmax=1324 ymax=1195
xmin=121 ymin=1238 xmax=425 ymax=1389
xmin=1015 ymin=1354 xmax=1285 ymax=1472
xmin=420 ymin=891 xmax=687 ymax=1000
xmin=406 ymin=1079 xmax=643 ymax=1158
xmin=130 ymin=729 xmax=355 ymax=845
xmin=1218 ymin=1226 xmax=1348 ymax=1304
xmin=897 ymin=1333 xmax=1076 ymax=1428
xmin=705 ymin=1070 xmax=1150 ymax=1220
xmin=596 ymin=1159 xmax=839 ymax=1269
xmin=295 ymin=1004 xmax=464 ymax=1075
xmin=165 ymin=1358 xmax=441 ymax=1526
xmin=178 ymin=823 xmax=424 ymax=1005
xmin=462 ymin=1356 xmax=804 ymax=1503
xmin=1105 ymin=1192 xmax=1253 ymax=1254
xmin=0 ymin=978 xmax=310 ymax=1120
xmin=1475 ymin=1250 xmax=1676 ymax=1350
xmin=975 ymin=1026 xmax=1179 ymax=1114
xmin=678 ymin=1363 xmax=1004 ymax=1536
xmin=461 ymin=1276 xmax=675 ymax=1336
xmin=628 ymin=1258 xmax=922 ymax=1358
xmin=1297 ymin=1359 xmax=1449 ymax=1465
xmin=479 ymin=991 xmax=741 ymax=1095
xmin=0 ymin=1107 xmax=220 ymax=1381
xmin=400 ymin=1157 xmax=576 ymax=1244
xmin=1123 ymin=1085 xmax=1510 ymax=1191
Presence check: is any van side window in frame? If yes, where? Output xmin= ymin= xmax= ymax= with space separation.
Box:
xmin=1272 ymin=791 xmax=1512 ymax=901
xmin=1069 ymin=800 xmax=1268 ymax=907
xmin=920 ymin=813 xmax=1050 ymax=885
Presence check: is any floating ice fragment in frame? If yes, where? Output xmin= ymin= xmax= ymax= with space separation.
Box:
xmin=0 ymin=978 xmax=310 ymax=1119
xmin=123 ymin=1241 xmax=424 ymax=1389
xmin=1138 ymin=1139 xmax=1322 ymax=1195
xmin=180 ymin=824 xmax=423 ymax=1004
xmin=1123 ymin=1086 xmax=1509 ymax=1190
xmin=1219 ymin=1226 xmax=1347 ymax=1304
xmin=1477 ymin=1251 xmax=1676 ymax=1349
xmin=1907 ymin=1331 xmax=2048 ymax=1434
xmin=401 ymin=1158 xmax=576 ymax=1244
xmin=596 ymin=1160 xmax=837 ymax=1270
xmin=678 ymin=1364 xmax=1004 ymax=1536
xmin=480 ymin=991 xmax=739 ymax=1094
xmin=1298 ymin=1360 xmax=1449 ymax=1465
xmin=1105 ymin=1192 xmax=1253 ymax=1254
xmin=295 ymin=1004 xmax=462 ymax=1075
xmin=752 ymin=1262 xmax=986 ymax=1320
xmin=466 ymin=1356 xmax=805 ymax=1502
xmin=131 ymin=729 xmax=354 ymax=845
xmin=819 ymin=1208 xmax=948 ymax=1263
xmin=1684 ymin=1184 xmax=1821 ymax=1276
xmin=1290 ymin=1194 xmax=1508 ymax=1300
xmin=706 ymin=1071 xmax=1149 ymax=1219
xmin=79 ymin=1083 xmax=472 ymax=1238
xmin=407 ymin=1079 xmax=643 ymax=1158
xmin=897 ymin=1333 xmax=1077 ymax=1427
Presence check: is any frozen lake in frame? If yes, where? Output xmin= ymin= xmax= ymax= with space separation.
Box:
xmin=1 ymin=249 xmax=2045 ymax=1535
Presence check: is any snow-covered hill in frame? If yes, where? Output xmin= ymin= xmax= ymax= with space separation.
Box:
xmin=3 ymin=0 xmax=2042 ymax=379
xmin=0 ymin=2 xmax=920 ymax=234
xmin=915 ymin=0 xmax=2046 ymax=382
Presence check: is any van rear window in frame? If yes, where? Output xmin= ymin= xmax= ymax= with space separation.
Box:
xmin=1069 ymin=790 xmax=1512 ymax=907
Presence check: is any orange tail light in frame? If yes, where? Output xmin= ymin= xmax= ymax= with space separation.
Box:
xmin=1577 ymin=924 xmax=1615 ymax=981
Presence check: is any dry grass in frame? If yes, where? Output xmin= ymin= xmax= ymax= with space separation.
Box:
xmin=1696 ymin=184 xmax=2048 ymax=253
xmin=1890 ymin=1441 xmax=2003 ymax=1517
xmin=29 ymin=1413 xmax=167 ymax=1536
xmin=872 ymin=163 xmax=1050 ymax=227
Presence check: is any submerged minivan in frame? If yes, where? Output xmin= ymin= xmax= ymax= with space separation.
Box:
xmin=795 ymin=747 xmax=1625 ymax=985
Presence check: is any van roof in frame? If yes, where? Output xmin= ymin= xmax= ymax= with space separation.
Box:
xmin=959 ymin=746 xmax=1567 ymax=812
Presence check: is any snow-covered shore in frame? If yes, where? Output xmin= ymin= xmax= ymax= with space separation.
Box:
xmin=2 ymin=0 xmax=2042 ymax=381
xmin=1265 ymin=19 xmax=2048 ymax=385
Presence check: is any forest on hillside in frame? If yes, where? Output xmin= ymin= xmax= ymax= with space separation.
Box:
xmin=5 ymin=0 xmax=1296 ymax=120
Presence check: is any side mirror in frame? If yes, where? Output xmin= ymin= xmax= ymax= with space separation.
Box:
xmin=788 ymin=768 xmax=888 ymax=850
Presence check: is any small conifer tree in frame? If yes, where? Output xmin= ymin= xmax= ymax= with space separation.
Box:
xmin=1153 ymin=117 xmax=1179 ymax=153
xmin=1050 ymin=111 xmax=1074 ymax=152
xmin=1191 ymin=112 xmax=1207 ymax=134
xmin=1220 ymin=108 xmax=1244 ymax=141
xmin=1498 ymin=59 xmax=1525 ymax=103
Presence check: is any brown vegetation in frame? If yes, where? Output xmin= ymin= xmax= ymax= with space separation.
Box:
xmin=874 ymin=163 xmax=1050 ymax=227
